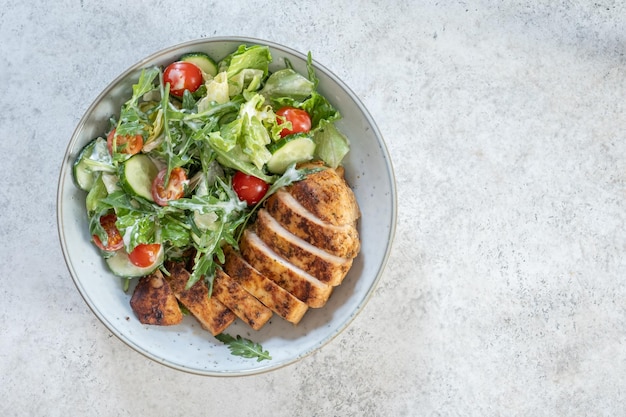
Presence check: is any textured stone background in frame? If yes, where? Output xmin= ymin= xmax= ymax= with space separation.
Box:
xmin=1 ymin=1 xmax=625 ymax=416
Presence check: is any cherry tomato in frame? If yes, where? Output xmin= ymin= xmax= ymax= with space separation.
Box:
xmin=163 ymin=61 xmax=203 ymax=98
xmin=107 ymin=129 xmax=143 ymax=155
xmin=232 ymin=171 xmax=269 ymax=206
xmin=276 ymin=107 xmax=312 ymax=138
xmin=92 ymin=213 xmax=124 ymax=251
xmin=151 ymin=167 xmax=187 ymax=206
xmin=128 ymin=243 xmax=162 ymax=268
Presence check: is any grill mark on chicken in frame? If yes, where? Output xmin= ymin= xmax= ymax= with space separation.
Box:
xmin=212 ymin=269 xmax=273 ymax=330
xmin=223 ymin=246 xmax=308 ymax=324
xmin=240 ymin=229 xmax=333 ymax=308
xmin=164 ymin=262 xmax=235 ymax=335
xmin=265 ymin=190 xmax=360 ymax=258
xmin=255 ymin=209 xmax=352 ymax=286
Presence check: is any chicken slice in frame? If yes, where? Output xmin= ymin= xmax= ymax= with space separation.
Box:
xmin=255 ymin=209 xmax=353 ymax=286
xmin=164 ymin=262 xmax=235 ymax=336
xmin=265 ymin=190 xmax=360 ymax=259
xmin=130 ymin=270 xmax=183 ymax=326
xmin=223 ymin=246 xmax=308 ymax=324
xmin=212 ymin=268 xmax=273 ymax=331
xmin=240 ymin=229 xmax=333 ymax=308
xmin=287 ymin=164 xmax=360 ymax=226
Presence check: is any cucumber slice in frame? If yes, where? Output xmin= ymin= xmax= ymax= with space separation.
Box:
xmin=105 ymin=247 xmax=164 ymax=278
xmin=73 ymin=155 xmax=95 ymax=191
xmin=180 ymin=52 xmax=218 ymax=77
xmin=72 ymin=137 xmax=114 ymax=191
xmin=267 ymin=134 xmax=316 ymax=174
xmin=119 ymin=154 xmax=158 ymax=201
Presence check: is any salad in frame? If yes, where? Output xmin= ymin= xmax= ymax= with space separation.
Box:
xmin=72 ymin=44 xmax=351 ymax=293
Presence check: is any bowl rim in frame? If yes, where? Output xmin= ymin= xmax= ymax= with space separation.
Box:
xmin=56 ymin=36 xmax=397 ymax=376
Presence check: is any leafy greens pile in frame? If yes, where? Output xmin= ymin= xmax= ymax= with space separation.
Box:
xmin=83 ymin=44 xmax=351 ymax=293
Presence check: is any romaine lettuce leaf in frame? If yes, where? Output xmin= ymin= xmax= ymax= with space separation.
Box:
xmin=212 ymin=143 xmax=275 ymax=183
xmin=260 ymin=68 xmax=314 ymax=103
xmin=209 ymin=120 xmax=240 ymax=152
xmin=240 ymin=113 xmax=272 ymax=169
xmin=199 ymin=72 xmax=230 ymax=107
xmin=205 ymin=93 xmax=275 ymax=173
xmin=301 ymin=91 xmax=341 ymax=129
xmin=313 ymin=119 xmax=350 ymax=169
xmin=229 ymin=68 xmax=264 ymax=96
xmin=220 ymin=45 xmax=271 ymax=78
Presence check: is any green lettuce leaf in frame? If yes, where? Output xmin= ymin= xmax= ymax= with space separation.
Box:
xmin=260 ymin=68 xmax=314 ymax=103
xmin=199 ymin=72 xmax=230 ymax=107
xmin=220 ymin=45 xmax=271 ymax=78
xmin=313 ymin=119 xmax=350 ymax=169
xmin=240 ymin=114 xmax=272 ymax=169
xmin=301 ymin=91 xmax=340 ymax=130
xmin=229 ymin=68 xmax=264 ymax=96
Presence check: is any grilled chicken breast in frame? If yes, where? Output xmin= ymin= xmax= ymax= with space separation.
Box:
xmin=265 ymin=190 xmax=360 ymax=259
xmin=286 ymin=164 xmax=360 ymax=226
xmin=165 ymin=262 xmax=235 ymax=336
xmin=255 ymin=209 xmax=353 ymax=286
xmin=130 ymin=270 xmax=183 ymax=326
xmin=128 ymin=163 xmax=361 ymax=332
xmin=212 ymin=268 xmax=273 ymax=330
xmin=240 ymin=229 xmax=333 ymax=308
xmin=223 ymin=246 xmax=308 ymax=324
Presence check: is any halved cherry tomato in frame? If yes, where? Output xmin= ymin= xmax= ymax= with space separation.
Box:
xmin=107 ymin=129 xmax=143 ymax=155
xmin=232 ymin=171 xmax=269 ymax=206
xmin=276 ymin=107 xmax=312 ymax=138
xmin=151 ymin=167 xmax=187 ymax=206
xmin=163 ymin=61 xmax=203 ymax=98
xmin=128 ymin=243 xmax=162 ymax=268
xmin=92 ymin=213 xmax=124 ymax=251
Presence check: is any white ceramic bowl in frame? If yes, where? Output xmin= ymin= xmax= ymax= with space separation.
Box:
xmin=57 ymin=37 xmax=396 ymax=376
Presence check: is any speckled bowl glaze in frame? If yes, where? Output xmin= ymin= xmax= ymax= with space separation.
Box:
xmin=57 ymin=37 xmax=396 ymax=376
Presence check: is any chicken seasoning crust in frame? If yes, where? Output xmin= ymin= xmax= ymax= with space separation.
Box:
xmin=132 ymin=164 xmax=361 ymax=333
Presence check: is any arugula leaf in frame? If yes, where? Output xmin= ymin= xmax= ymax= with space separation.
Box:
xmin=131 ymin=67 xmax=160 ymax=103
xmin=115 ymin=211 xmax=157 ymax=252
xmin=168 ymin=176 xmax=248 ymax=290
xmin=88 ymin=208 xmax=109 ymax=248
xmin=306 ymin=51 xmax=319 ymax=89
xmin=99 ymin=190 xmax=137 ymax=211
xmin=215 ymin=333 xmax=272 ymax=362
xmin=159 ymin=214 xmax=191 ymax=248
xmin=115 ymin=67 xmax=160 ymax=138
